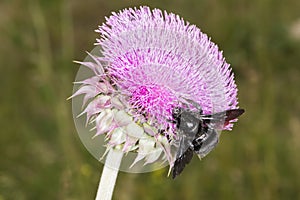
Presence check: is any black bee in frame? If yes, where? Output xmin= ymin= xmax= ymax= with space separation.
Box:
xmin=171 ymin=105 xmax=245 ymax=179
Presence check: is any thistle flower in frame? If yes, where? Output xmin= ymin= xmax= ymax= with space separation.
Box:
xmin=71 ymin=6 xmax=239 ymax=172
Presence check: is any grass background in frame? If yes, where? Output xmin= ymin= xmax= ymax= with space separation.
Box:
xmin=1 ymin=0 xmax=300 ymax=199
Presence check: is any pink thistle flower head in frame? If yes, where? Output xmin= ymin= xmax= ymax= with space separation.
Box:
xmin=71 ymin=6 xmax=240 ymax=172
xmin=97 ymin=6 xmax=238 ymax=129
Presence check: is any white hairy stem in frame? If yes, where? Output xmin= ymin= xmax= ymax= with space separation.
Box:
xmin=95 ymin=149 xmax=123 ymax=200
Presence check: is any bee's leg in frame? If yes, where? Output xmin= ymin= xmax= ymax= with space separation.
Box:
xmin=192 ymin=134 xmax=206 ymax=151
xmin=194 ymin=129 xmax=220 ymax=158
xmin=166 ymin=119 xmax=177 ymax=124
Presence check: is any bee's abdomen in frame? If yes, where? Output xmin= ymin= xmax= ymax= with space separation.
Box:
xmin=172 ymin=147 xmax=194 ymax=179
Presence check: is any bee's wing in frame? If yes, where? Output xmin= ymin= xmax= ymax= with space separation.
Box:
xmin=225 ymin=109 xmax=245 ymax=121
xmin=200 ymin=112 xmax=226 ymax=130
xmin=194 ymin=128 xmax=220 ymax=159
xmin=194 ymin=109 xmax=244 ymax=159
xmin=175 ymin=130 xmax=194 ymax=159
xmin=201 ymin=109 xmax=245 ymax=129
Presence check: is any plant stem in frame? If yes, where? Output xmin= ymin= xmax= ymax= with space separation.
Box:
xmin=95 ymin=149 xmax=123 ymax=200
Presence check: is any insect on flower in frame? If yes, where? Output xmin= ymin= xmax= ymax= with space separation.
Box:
xmin=171 ymin=102 xmax=245 ymax=179
xmin=70 ymin=6 xmax=244 ymax=175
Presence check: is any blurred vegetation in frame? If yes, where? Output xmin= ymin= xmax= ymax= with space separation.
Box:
xmin=1 ymin=0 xmax=300 ymax=199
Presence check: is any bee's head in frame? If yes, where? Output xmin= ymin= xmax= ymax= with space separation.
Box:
xmin=172 ymin=107 xmax=181 ymax=119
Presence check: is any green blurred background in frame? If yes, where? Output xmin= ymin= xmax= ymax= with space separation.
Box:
xmin=1 ymin=0 xmax=300 ymax=199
